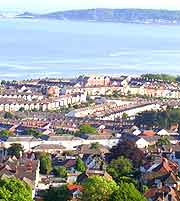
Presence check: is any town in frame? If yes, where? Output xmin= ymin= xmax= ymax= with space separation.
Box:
xmin=1 ymin=74 xmax=180 ymax=200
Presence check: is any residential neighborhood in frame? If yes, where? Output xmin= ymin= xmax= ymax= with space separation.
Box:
xmin=1 ymin=74 xmax=180 ymax=200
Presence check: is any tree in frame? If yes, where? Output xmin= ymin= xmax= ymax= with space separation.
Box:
xmin=142 ymin=74 xmax=176 ymax=82
xmin=0 ymin=129 xmax=13 ymax=136
xmin=39 ymin=153 xmax=52 ymax=174
xmin=134 ymin=109 xmax=180 ymax=129
xmin=156 ymin=136 xmax=170 ymax=146
xmin=107 ymin=156 xmax=133 ymax=182
xmin=1 ymin=80 xmax=6 ymax=85
xmin=7 ymin=144 xmax=23 ymax=158
xmin=19 ymin=107 xmax=25 ymax=112
xmin=45 ymin=185 xmax=70 ymax=201
xmin=112 ymin=90 xmax=120 ymax=98
xmin=109 ymin=141 xmax=144 ymax=167
xmin=79 ymin=124 xmax=97 ymax=134
xmin=122 ymin=113 xmax=129 ymax=119
xmin=0 ymin=177 xmax=32 ymax=201
xmin=90 ymin=142 xmax=100 ymax=149
xmin=109 ymin=182 xmax=146 ymax=201
xmin=23 ymin=128 xmax=42 ymax=138
xmin=81 ymin=176 xmax=117 ymax=201
xmin=75 ymin=158 xmax=86 ymax=172
xmin=53 ymin=166 xmax=67 ymax=178
xmin=4 ymin=112 xmax=13 ymax=119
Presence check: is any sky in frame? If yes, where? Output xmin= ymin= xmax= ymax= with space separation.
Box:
xmin=1 ymin=0 xmax=180 ymax=13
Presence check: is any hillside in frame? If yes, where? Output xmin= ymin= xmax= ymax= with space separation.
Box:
xmin=16 ymin=9 xmax=180 ymax=24
xmin=41 ymin=9 xmax=180 ymax=24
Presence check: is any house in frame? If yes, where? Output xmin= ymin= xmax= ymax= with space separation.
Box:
xmin=143 ymin=157 xmax=179 ymax=187
xmin=77 ymin=170 xmax=112 ymax=184
xmin=83 ymin=155 xmax=106 ymax=170
xmin=144 ymin=186 xmax=180 ymax=201
xmin=0 ymin=157 xmax=40 ymax=198
xmin=32 ymin=144 xmax=65 ymax=154
xmin=157 ymin=129 xmax=170 ymax=136
xmin=121 ymin=134 xmax=150 ymax=148
xmin=76 ymin=144 xmax=110 ymax=156
xmin=77 ymin=76 xmax=110 ymax=87
xmin=67 ymin=184 xmax=83 ymax=200
xmin=62 ymin=159 xmax=77 ymax=172
xmin=4 ymin=136 xmax=41 ymax=151
xmin=141 ymin=130 xmax=156 ymax=137
xmin=132 ymin=129 xmax=142 ymax=136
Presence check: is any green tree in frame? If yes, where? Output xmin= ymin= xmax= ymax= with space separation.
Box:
xmin=39 ymin=153 xmax=52 ymax=174
xmin=45 ymin=185 xmax=70 ymax=201
xmin=19 ymin=107 xmax=25 ymax=112
xmin=7 ymin=144 xmax=23 ymax=158
xmin=112 ymin=90 xmax=120 ymax=98
xmin=4 ymin=112 xmax=13 ymax=119
xmin=1 ymin=80 xmax=6 ymax=85
xmin=75 ymin=158 xmax=86 ymax=172
xmin=107 ymin=156 xmax=133 ymax=182
xmin=0 ymin=177 xmax=32 ymax=201
xmin=23 ymin=128 xmax=42 ymax=138
xmin=53 ymin=166 xmax=67 ymax=178
xmin=122 ymin=113 xmax=129 ymax=119
xmin=81 ymin=176 xmax=117 ymax=201
xmin=109 ymin=182 xmax=146 ymax=201
xmin=142 ymin=74 xmax=176 ymax=82
xmin=90 ymin=142 xmax=100 ymax=149
xmin=79 ymin=124 xmax=97 ymax=134
xmin=156 ymin=136 xmax=170 ymax=146
xmin=0 ymin=130 xmax=13 ymax=136
xmin=135 ymin=108 xmax=180 ymax=129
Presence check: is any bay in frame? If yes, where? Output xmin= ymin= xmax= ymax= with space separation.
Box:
xmin=0 ymin=19 xmax=180 ymax=79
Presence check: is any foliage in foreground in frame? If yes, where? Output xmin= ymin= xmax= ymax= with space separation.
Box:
xmin=0 ymin=177 xmax=32 ymax=201
xmin=45 ymin=185 xmax=70 ymax=201
xmin=81 ymin=176 xmax=117 ymax=201
xmin=109 ymin=182 xmax=146 ymax=201
xmin=81 ymin=176 xmax=145 ymax=201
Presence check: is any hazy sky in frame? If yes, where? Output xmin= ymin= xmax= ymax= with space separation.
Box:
xmin=1 ymin=0 xmax=180 ymax=13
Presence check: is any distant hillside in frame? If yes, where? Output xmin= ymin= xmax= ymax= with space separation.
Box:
xmin=17 ymin=9 xmax=180 ymax=24
xmin=16 ymin=12 xmax=40 ymax=19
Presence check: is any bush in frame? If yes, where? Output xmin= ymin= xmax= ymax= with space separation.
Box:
xmin=53 ymin=166 xmax=67 ymax=178
xmin=79 ymin=124 xmax=97 ymax=134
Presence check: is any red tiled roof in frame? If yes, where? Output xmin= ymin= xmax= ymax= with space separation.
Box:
xmin=144 ymin=186 xmax=170 ymax=198
xmin=142 ymin=130 xmax=156 ymax=137
xmin=67 ymin=184 xmax=82 ymax=191
xmin=152 ymin=158 xmax=178 ymax=174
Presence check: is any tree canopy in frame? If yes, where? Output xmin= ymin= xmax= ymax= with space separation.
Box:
xmin=23 ymin=128 xmax=42 ymax=138
xmin=141 ymin=73 xmax=177 ymax=82
xmin=79 ymin=124 xmax=97 ymax=134
xmin=7 ymin=143 xmax=24 ymax=158
xmin=109 ymin=141 xmax=144 ymax=167
xmin=109 ymin=182 xmax=146 ymax=201
xmin=156 ymin=136 xmax=170 ymax=146
xmin=39 ymin=153 xmax=52 ymax=174
xmin=135 ymin=109 xmax=180 ymax=129
xmin=0 ymin=177 xmax=32 ymax=201
xmin=75 ymin=158 xmax=86 ymax=172
xmin=122 ymin=113 xmax=129 ymax=119
xmin=53 ymin=166 xmax=67 ymax=178
xmin=107 ymin=156 xmax=133 ymax=183
xmin=4 ymin=112 xmax=13 ymax=119
xmin=81 ymin=176 xmax=117 ymax=201
xmin=0 ymin=130 xmax=13 ymax=136
xmin=45 ymin=185 xmax=70 ymax=201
